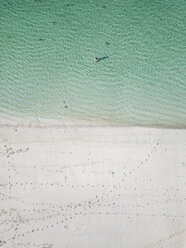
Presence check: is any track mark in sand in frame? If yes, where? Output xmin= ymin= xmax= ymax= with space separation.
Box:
xmin=0 ymin=130 xmax=185 ymax=247
xmin=0 ymin=186 xmax=109 ymax=242
xmin=180 ymin=161 xmax=186 ymax=167
xmin=120 ymin=139 xmax=160 ymax=183
xmin=139 ymin=140 xmax=160 ymax=167
xmin=0 ymin=240 xmax=6 ymax=246
xmin=0 ymin=139 xmax=30 ymax=177
xmin=1 ymin=138 xmax=29 ymax=158
xmin=144 ymin=228 xmax=186 ymax=248
xmin=1 ymin=176 xmax=184 ymax=244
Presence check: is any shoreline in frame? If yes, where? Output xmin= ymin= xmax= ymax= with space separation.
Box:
xmin=0 ymin=124 xmax=186 ymax=247
xmin=0 ymin=115 xmax=186 ymax=130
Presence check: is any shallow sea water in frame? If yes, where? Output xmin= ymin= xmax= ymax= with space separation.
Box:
xmin=0 ymin=0 xmax=186 ymax=127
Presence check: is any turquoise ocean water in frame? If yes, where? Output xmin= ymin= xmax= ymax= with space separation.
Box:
xmin=0 ymin=0 xmax=186 ymax=128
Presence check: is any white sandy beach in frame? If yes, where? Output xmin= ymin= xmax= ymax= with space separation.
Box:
xmin=0 ymin=124 xmax=186 ymax=248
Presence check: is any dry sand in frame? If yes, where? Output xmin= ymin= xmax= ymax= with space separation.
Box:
xmin=0 ymin=125 xmax=186 ymax=248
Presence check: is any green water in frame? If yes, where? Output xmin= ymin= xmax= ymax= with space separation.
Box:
xmin=0 ymin=0 xmax=186 ymax=127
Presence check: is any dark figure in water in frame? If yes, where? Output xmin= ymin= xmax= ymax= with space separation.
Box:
xmin=94 ymin=57 xmax=99 ymax=62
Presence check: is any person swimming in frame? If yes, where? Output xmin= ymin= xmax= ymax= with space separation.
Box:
xmin=94 ymin=57 xmax=99 ymax=62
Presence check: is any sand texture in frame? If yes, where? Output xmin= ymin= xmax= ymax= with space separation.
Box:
xmin=0 ymin=126 xmax=186 ymax=248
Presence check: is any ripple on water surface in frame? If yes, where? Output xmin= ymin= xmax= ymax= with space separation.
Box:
xmin=0 ymin=0 xmax=186 ymax=127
